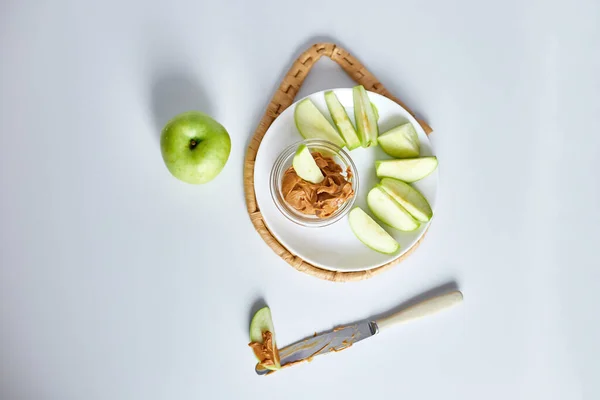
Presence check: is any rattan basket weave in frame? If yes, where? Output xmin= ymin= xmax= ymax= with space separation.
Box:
xmin=244 ymin=43 xmax=433 ymax=282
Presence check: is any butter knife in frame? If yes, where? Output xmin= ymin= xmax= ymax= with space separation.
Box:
xmin=256 ymin=290 xmax=463 ymax=375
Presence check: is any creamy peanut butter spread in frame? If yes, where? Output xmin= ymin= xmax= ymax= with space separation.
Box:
xmin=281 ymin=152 xmax=354 ymax=218
xmin=248 ymin=331 xmax=280 ymax=369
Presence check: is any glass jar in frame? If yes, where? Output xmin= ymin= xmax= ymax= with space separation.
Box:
xmin=270 ymin=139 xmax=359 ymax=227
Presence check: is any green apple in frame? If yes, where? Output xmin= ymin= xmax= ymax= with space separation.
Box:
xmin=348 ymin=207 xmax=400 ymax=254
xmin=371 ymin=102 xmax=379 ymax=120
xmin=250 ymin=306 xmax=281 ymax=371
xmin=294 ymin=98 xmax=345 ymax=147
xmin=378 ymin=123 xmax=420 ymax=158
xmin=160 ymin=111 xmax=231 ymax=184
xmin=293 ymin=144 xmax=324 ymax=183
xmin=353 ymin=85 xmax=378 ymax=148
xmin=375 ymin=157 xmax=438 ymax=182
xmin=380 ymin=178 xmax=432 ymax=222
xmin=367 ymin=186 xmax=419 ymax=231
xmin=324 ymin=91 xmax=361 ymax=150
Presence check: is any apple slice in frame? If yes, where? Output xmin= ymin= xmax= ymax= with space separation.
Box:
xmin=353 ymin=85 xmax=378 ymax=148
xmin=348 ymin=207 xmax=400 ymax=254
xmin=293 ymin=144 xmax=324 ymax=184
xmin=378 ymin=123 xmax=420 ymax=158
xmin=367 ymin=186 xmax=419 ymax=231
xmin=324 ymin=91 xmax=361 ymax=150
xmin=372 ymin=102 xmax=379 ymax=120
xmin=294 ymin=98 xmax=345 ymax=147
xmin=380 ymin=178 xmax=432 ymax=222
xmin=249 ymin=306 xmax=281 ymax=371
xmin=375 ymin=157 xmax=438 ymax=182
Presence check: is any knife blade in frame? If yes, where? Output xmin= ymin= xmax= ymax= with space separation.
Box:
xmin=255 ymin=290 xmax=463 ymax=375
xmin=256 ymin=320 xmax=378 ymax=375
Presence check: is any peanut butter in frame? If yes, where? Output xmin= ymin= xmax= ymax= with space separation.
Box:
xmin=248 ymin=331 xmax=280 ymax=369
xmin=281 ymin=152 xmax=354 ymax=218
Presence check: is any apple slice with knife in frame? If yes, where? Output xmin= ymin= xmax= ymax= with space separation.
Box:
xmin=254 ymin=289 xmax=463 ymax=375
xmin=249 ymin=307 xmax=281 ymax=371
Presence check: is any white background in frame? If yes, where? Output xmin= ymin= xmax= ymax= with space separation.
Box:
xmin=1 ymin=0 xmax=599 ymax=399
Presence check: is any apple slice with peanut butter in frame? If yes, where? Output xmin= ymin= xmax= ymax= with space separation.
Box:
xmin=249 ymin=307 xmax=281 ymax=371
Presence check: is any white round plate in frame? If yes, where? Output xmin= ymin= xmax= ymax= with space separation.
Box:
xmin=254 ymin=88 xmax=438 ymax=272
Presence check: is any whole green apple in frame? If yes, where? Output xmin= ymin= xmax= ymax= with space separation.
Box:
xmin=160 ymin=111 xmax=231 ymax=184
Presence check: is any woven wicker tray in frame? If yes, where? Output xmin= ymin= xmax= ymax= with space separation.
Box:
xmin=244 ymin=43 xmax=433 ymax=282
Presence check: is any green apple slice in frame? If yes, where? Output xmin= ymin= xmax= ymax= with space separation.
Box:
xmin=367 ymin=186 xmax=419 ymax=231
xmin=353 ymin=85 xmax=378 ymax=148
xmin=292 ymin=144 xmax=324 ymax=184
xmin=348 ymin=207 xmax=400 ymax=254
xmin=324 ymin=91 xmax=361 ymax=150
xmin=378 ymin=123 xmax=420 ymax=158
xmin=380 ymin=178 xmax=432 ymax=222
xmin=371 ymin=102 xmax=379 ymax=120
xmin=375 ymin=157 xmax=438 ymax=182
xmin=249 ymin=306 xmax=281 ymax=371
xmin=294 ymin=98 xmax=345 ymax=147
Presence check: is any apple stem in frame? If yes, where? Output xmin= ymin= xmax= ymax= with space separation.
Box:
xmin=189 ymin=139 xmax=198 ymax=149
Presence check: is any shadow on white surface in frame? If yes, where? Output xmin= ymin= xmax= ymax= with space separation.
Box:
xmin=248 ymin=297 xmax=268 ymax=328
xmin=150 ymin=72 xmax=213 ymax=142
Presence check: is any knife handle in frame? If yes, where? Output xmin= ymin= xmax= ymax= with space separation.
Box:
xmin=374 ymin=290 xmax=463 ymax=331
